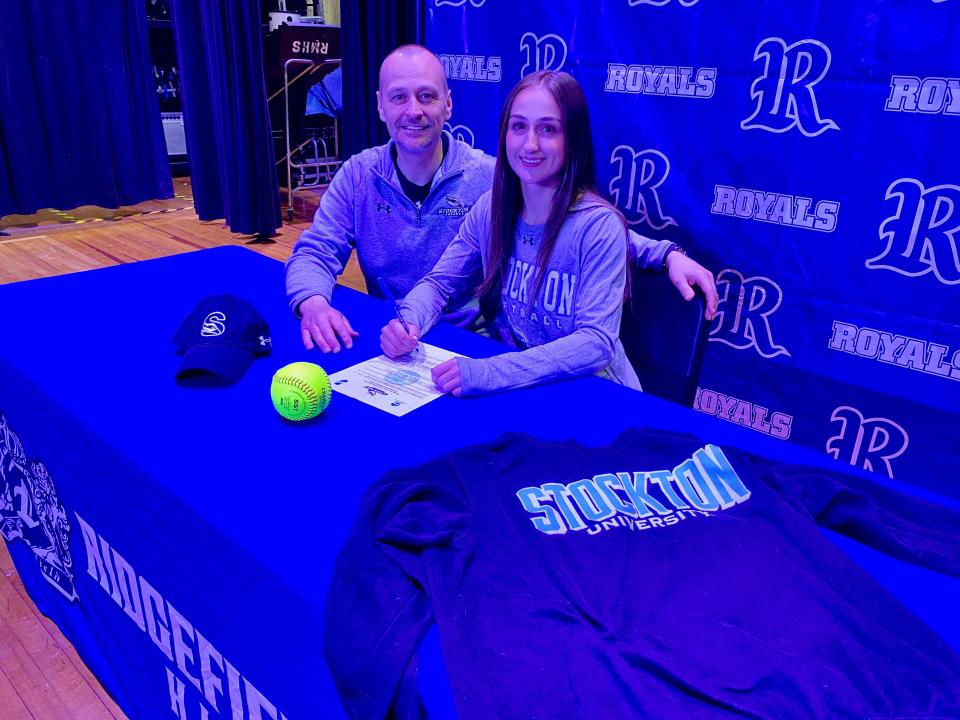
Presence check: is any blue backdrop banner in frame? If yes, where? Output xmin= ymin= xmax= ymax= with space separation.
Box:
xmin=426 ymin=0 xmax=960 ymax=498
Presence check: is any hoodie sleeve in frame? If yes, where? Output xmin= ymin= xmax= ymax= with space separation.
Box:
xmin=284 ymin=157 xmax=361 ymax=315
xmin=742 ymin=451 xmax=960 ymax=577
xmin=628 ymin=230 xmax=674 ymax=270
xmin=323 ymin=461 xmax=469 ymax=719
xmin=399 ymin=193 xmax=489 ymax=334
xmin=458 ymin=208 xmax=628 ymax=395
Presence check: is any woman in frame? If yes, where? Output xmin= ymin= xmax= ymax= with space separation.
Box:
xmin=380 ymin=70 xmax=641 ymax=396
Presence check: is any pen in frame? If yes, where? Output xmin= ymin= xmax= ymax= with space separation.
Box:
xmin=376 ymin=276 xmax=411 ymax=334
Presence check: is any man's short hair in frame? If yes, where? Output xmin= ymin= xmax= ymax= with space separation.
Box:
xmin=379 ymin=44 xmax=449 ymax=95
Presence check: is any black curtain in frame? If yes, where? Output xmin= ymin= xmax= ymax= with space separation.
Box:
xmin=0 ymin=1 xmax=172 ymax=217
xmin=340 ymin=0 xmax=423 ymax=160
xmin=170 ymin=0 xmax=281 ymax=236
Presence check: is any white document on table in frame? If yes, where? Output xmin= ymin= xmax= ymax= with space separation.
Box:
xmin=329 ymin=343 xmax=466 ymax=416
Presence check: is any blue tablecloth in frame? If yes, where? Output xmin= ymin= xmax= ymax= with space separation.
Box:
xmin=1 ymin=246 xmax=957 ymax=719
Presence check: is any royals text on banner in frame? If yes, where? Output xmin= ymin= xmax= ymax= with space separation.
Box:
xmin=426 ymin=0 xmax=960 ymax=498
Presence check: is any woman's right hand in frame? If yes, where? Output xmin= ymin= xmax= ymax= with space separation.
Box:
xmin=380 ymin=319 xmax=420 ymax=358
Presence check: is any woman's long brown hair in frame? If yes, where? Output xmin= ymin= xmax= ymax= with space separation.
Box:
xmin=477 ymin=71 xmax=599 ymax=318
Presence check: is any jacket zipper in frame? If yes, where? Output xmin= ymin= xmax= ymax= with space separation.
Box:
xmin=373 ymin=164 xmax=466 ymax=229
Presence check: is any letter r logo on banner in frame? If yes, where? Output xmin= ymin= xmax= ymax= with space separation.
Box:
xmin=710 ymin=269 xmax=790 ymax=359
xmin=741 ymin=37 xmax=839 ymax=136
xmin=867 ymin=178 xmax=960 ymax=285
xmin=608 ymin=146 xmax=677 ymax=230
xmin=520 ymin=33 xmax=568 ymax=76
xmin=443 ymin=122 xmax=475 ymax=147
xmin=826 ymin=406 xmax=909 ymax=479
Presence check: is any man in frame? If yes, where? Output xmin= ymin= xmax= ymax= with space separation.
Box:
xmin=285 ymin=45 xmax=718 ymax=353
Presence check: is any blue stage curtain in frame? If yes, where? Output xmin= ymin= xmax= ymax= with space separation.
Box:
xmin=170 ymin=0 xmax=281 ymax=237
xmin=0 ymin=0 xmax=172 ymax=217
xmin=340 ymin=0 xmax=423 ymax=159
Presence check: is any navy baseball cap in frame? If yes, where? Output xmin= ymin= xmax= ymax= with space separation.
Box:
xmin=173 ymin=294 xmax=272 ymax=384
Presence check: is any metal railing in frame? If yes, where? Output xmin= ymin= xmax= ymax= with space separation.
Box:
xmin=272 ymin=57 xmax=341 ymax=220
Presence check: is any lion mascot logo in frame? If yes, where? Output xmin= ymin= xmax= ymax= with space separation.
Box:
xmin=0 ymin=413 xmax=77 ymax=601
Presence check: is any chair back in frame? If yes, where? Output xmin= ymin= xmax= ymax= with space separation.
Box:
xmin=619 ymin=267 xmax=710 ymax=406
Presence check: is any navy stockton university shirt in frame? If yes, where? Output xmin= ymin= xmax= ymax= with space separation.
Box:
xmin=324 ymin=429 xmax=960 ymax=719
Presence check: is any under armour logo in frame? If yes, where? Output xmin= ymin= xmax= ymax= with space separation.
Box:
xmin=259 ymin=335 xmax=271 ymax=347
xmin=521 ymin=234 xmax=536 ymax=246
xmin=444 ymin=122 xmax=475 ymax=147
xmin=867 ymin=178 xmax=960 ymax=285
xmin=826 ymin=406 xmax=909 ymax=479
xmin=608 ymin=145 xmax=677 ymax=230
xmin=520 ymin=32 xmax=568 ymax=77
xmin=201 ymin=311 xmax=226 ymax=337
xmin=741 ymin=37 xmax=839 ymax=137
xmin=710 ymin=269 xmax=790 ymax=359
xmin=376 ymin=202 xmax=392 ymax=214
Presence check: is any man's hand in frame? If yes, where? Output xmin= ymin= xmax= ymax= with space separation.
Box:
xmin=299 ymin=295 xmax=359 ymax=353
xmin=665 ymin=251 xmax=719 ymax=321
xmin=431 ymin=358 xmax=462 ymax=397
xmin=380 ymin=319 xmax=420 ymax=358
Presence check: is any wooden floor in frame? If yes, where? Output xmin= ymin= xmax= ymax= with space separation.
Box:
xmin=0 ymin=181 xmax=363 ymax=718
xmin=1 ymin=544 xmax=123 ymax=719
xmin=7 ymin=180 xmax=297 ymax=281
